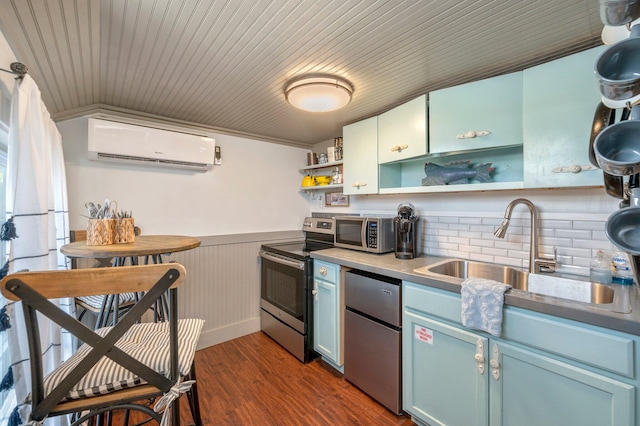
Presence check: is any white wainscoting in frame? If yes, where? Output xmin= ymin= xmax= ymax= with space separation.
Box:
xmin=170 ymin=231 xmax=302 ymax=350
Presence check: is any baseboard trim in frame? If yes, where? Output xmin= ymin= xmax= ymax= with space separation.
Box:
xmin=196 ymin=317 xmax=261 ymax=350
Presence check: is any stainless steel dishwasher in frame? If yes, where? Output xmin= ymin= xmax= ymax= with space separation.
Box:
xmin=344 ymin=269 xmax=402 ymax=415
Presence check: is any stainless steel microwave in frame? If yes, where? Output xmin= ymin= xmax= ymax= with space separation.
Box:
xmin=334 ymin=216 xmax=395 ymax=254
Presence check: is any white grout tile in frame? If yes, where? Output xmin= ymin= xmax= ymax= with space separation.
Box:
xmin=572 ymin=220 xmax=606 ymax=231
xmin=470 ymin=238 xmax=494 ymax=248
xmin=469 ymin=253 xmax=496 ymax=263
xmin=495 ymin=240 xmax=524 ymax=250
xmin=543 ymin=220 xmax=572 ymax=229
xmin=554 ymin=229 xmax=592 ymax=239
xmin=482 ymin=247 xmax=509 ymax=257
xmin=420 ymin=213 xmax=609 ymax=280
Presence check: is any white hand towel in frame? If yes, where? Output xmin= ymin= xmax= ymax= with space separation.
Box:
xmin=461 ymin=277 xmax=511 ymax=337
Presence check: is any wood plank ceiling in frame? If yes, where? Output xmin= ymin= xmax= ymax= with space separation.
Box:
xmin=0 ymin=0 xmax=603 ymax=147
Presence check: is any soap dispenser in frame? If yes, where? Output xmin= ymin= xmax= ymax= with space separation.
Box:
xmin=590 ymin=250 xmax=612 ymax=284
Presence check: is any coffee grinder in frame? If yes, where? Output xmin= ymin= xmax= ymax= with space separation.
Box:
xmin=394 ymin=203 xmax=421 ymax=259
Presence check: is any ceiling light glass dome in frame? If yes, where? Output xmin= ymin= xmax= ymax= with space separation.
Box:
xmin=284 ymin=75 xmax=353 ymax=112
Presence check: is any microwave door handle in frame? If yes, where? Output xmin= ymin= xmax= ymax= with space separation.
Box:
xmin=361 ymin=218 xmax=368 ymax=249
xmin=259 ymin=250 xmax=306 ymax=270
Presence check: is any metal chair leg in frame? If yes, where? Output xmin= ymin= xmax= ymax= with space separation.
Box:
xmin=186 ymin=363 xmax=203 ymax=426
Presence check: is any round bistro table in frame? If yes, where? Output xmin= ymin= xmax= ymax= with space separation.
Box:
xmin=60 ymin=234 xmax=201 ymax=264
xmin=60 ymin=235 xmax=201 ymax=326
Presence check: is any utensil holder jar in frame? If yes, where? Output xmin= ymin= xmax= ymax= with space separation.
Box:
xmin=114 ymin=218 xmax=135 ymax=244
xmin=86 ymin=219 xmax=116 ymax=245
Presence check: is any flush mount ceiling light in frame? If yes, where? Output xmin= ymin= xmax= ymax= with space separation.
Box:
xmin=284 ymin=74 xmax=354 ymax=112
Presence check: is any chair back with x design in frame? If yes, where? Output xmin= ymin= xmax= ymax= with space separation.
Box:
xmin=1 ymin=263 xmax=203 ymax=426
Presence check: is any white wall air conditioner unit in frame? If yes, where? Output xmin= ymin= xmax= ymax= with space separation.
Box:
xmin=87 ymin=118 xmax=215 ymax=171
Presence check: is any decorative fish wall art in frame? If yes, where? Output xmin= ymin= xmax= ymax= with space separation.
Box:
xmin=422 ymin=160 xmax=494 ymax=186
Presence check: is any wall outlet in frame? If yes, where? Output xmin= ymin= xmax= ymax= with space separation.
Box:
xmin=214 ymin=146 xmax=222 ymax=165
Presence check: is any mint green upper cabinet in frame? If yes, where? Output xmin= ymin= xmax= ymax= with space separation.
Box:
xmin=343 ymin=117 xmax=379 ymax=195
xmin=378 ymin=95 xmax=428 ymax=164
xmin=523 ymin=46 xmax=606 ymax=188
xmin=429 ymin=71 xmax=523 ymax=154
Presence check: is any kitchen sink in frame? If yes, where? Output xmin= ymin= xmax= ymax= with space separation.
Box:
xmin=414 ymin=259 xmax=630 ymax=313
xmin=416 ymin=259 xmax=528 ymax=288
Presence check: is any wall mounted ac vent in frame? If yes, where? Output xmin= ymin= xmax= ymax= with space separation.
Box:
xmin=88 ymin=118 xmax=215 ymax=171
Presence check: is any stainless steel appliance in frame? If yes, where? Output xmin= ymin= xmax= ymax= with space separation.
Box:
xmin=394 ymin=203 xmax=421 ymax=259
xmin=334 ymin=216 xmax=395 ymax=254
xmin=344 ymin=270 xmax=402 ymax=414
xmin=259 ymin=217 xmax=334 ymax=363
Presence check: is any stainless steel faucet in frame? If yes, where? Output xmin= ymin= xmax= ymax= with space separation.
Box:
xmin=494 ymin=198 xmax=556 ymax=273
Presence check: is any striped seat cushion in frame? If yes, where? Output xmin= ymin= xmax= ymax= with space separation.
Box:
xmin=76 ymin=292 xmax=138 ymax=310
xmin=41 ymin=318 xmax=204 ymax=400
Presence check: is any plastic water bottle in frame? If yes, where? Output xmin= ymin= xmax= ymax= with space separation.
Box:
xmin=590 ymin=250 xmax=612 ymax=284
xmin=611 ymin=251 xmax=635 ymax=285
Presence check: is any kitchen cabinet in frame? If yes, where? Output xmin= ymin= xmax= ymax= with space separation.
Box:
xmin=429 ymin=71 xmax=523 ymax=154
xmin=378 ymin=95 xmax=428 ymax=164
xmin=343 ymin=117 xmax=379 ymax=195
xmin=403 ymin=282 xmax=636 ymax=426
xmin=299 ymin=160 xmax=343 ymax=192
xmin=338 ymin=48 xmax=606 ymax=196
xmin=403 ymin=310 xmax=488 ymax=425
xmin=313 ymin=260 xmax=344 ymax=371
xmin=523 ymin=46 xmax=606 ymax=188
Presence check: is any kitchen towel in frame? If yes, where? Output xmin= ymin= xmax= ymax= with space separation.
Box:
xmin=461 ymin=277 xmax=511 ymax=337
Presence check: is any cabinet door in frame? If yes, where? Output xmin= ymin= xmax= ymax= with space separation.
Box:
xmin=429 ymin=71 xmax=523 ymax=153
xmin=343 ymin=117 xmax=378 ymax=194
xmin=523 ymin=46 xmax=606 ymax=188
xmin=403 ymin=310 xmax=489 ymax=426
xmin=378 ymin=95 xmax=428 ymax=164
xmin=313 ymin=277 xmax=338 ymax=363
xmin=491 ymin=341 xmax=634 ymax=426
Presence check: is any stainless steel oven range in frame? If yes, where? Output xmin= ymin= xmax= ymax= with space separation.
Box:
xmin=259 ymin=217 xmax=334 ymax=362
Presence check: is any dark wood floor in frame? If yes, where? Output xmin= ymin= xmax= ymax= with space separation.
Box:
xmin=179 ymin=332 xmax=415 ymax=425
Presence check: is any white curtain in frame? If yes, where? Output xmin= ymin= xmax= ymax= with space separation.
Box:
xmin=4 ymin=75 xmax=71 ymax=426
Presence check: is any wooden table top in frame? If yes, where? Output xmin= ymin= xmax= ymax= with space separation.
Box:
xmin=60 ymin=235 xmax=201 ymax=258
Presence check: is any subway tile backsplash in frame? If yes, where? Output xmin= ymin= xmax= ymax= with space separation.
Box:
xmin=420 ymin=215 xmax=615 ymax=277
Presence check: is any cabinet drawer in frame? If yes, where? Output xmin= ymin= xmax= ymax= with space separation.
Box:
xmin=403 ymin=281 xmax=636 ymax=379
xmin=314 ymin=260 xmax=338 ymax=283
xmin=403 ymin=281 xmax=461 ymax=323
xmin=503 ymin=307 xmax=635 ymax=379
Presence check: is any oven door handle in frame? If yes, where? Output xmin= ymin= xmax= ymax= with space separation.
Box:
xmin=259 ymin=250 xmax=306 ymax=270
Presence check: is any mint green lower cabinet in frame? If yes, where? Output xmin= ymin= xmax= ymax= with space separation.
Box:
xmin=403 ymin=310 xmax=489 ymax=426
xmin=493 ymin=341 xmax=634 ymax=426
xmin=403 ymin=281 xmax=637 ymax=426
xmin=313 ymin=260 xmax=343 ymax=370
